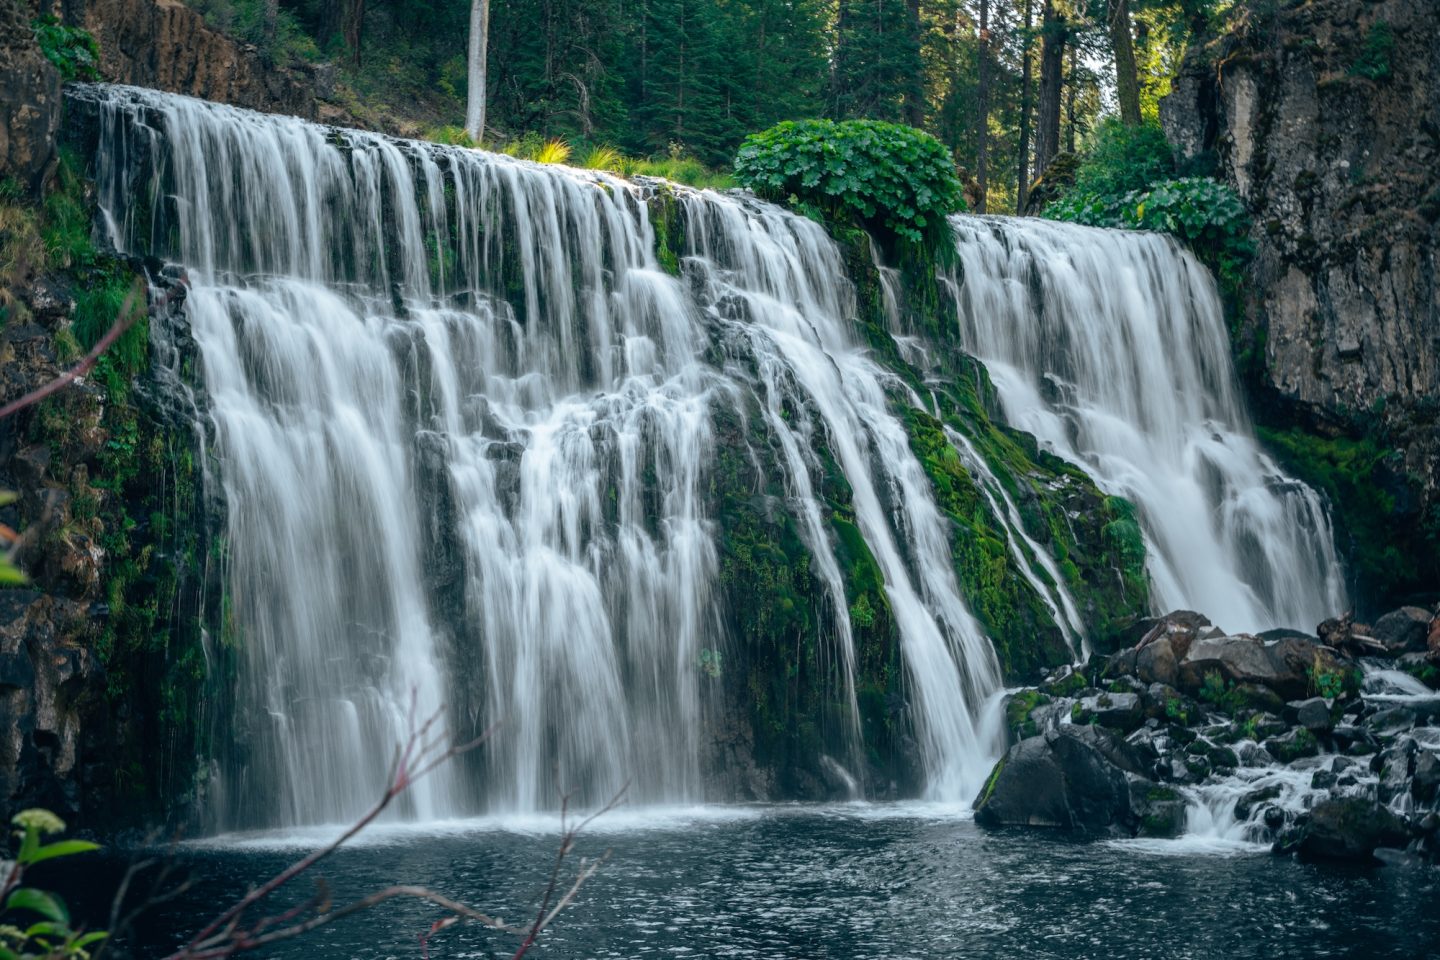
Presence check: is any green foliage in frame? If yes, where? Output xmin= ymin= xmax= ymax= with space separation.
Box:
xmin=30 ymin=17 xmax=100 ymax=82
xmin=1197 ymin=670 xmax=1246 ymax=714
xmin=1307 ymin=661 xmax=1357 ymax=700
xmin=1 ymin=809 xmax=107 ymax=959
xmin=1349 ymin=21 xmax=1394 ymax=81
xmin=40 ymin=157 xmax=97 ymax=272
xmin=1048 ymin=176 xmax=1254 ymax=295
xmin=187 ymin=0 xmax=320 ymax=65
xmin=1067 ymin=119 xmax=1176 ymax=202
xmin=734 ymin=119 xmax=964 ymax=246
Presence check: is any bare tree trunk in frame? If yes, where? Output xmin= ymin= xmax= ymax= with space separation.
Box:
xmin=1016 ymin=0 xmax=1034 ymax=212
xmin=1108 ymin=0 xmax=1141 ymax=125
xmin=1034 ymin=0 xmax=1067 ymax=176
xmin=464 ymin=0 xmax=491 ymax=141
xmin=975 ymin=0 xmax=989 ymax=213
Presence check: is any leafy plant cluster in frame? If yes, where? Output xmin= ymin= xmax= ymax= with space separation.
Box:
xmin=1349 ymin=21 xmax=1395 ymax=81
xmin=1044 ymin=120 xmax=1253 ymax=294
xmin=0 ymin=809 xmax=106 ymax=959
xmin=30 ymin=17 xmax=100 ymax=82
xmin=733 ymin=119 xmax=965 ymax=246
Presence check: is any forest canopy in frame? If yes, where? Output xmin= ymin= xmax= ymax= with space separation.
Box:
xmin=192 ymin=0 xmax=1237 ymax=214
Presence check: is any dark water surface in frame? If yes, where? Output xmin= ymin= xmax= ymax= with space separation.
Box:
xmin=78 ymin=804 xmax=1440 ymax=959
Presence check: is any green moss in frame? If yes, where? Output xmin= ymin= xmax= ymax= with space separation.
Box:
xmin=18 ymin=149 xmax=214 ymax=825
xmin=648 ymin=185 xmax=683 ymax=276
xmin=978 ymin=754 xmax=1006 ymax=806
xmin=1257 ymin=425 xmax=1437 ymax=608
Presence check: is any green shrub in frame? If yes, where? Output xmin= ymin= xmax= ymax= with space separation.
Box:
xmin=1350 ymin=22 xmax=1394 ymax=81
xmin=31 ymin=17 xmax=100 ymax=82
xmin=1048 ymin=176 xmax=1253 ymax=294
xmin=733 ymin=119 xmax=964 ymax=246
xmin=1068 ymin=118 xmax=1175 ymax=202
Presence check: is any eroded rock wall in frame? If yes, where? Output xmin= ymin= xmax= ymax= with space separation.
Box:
xmin=0 ymin=0 xmax=61 ymax=192
xmin=1162 ymin=0 xmax=1440 ymax=605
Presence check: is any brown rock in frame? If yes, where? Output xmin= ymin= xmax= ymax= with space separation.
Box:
xmin=0 ymin=0 xmax=61 ymax=194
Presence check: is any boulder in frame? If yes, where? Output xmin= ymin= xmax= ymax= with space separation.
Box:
xmin=1132 ymin=782 xmax=1187 ymax=838
xmin=1412 ymin=750 xmax=1440 ymax=803
xmin=973 ymin=726 xmax=1144 ymax=836
xmin=1129 ymin=611 xmax=1214 ymax=687
xmin=1263 ymin=728 xmax=1319 ymax=763
xmin=1371 ymin=607 xmax=1434 ymax=656
xmin=1073 ymin=692 xmax=1143 ymax=733
xmin=1284 ymin=798 xmax=1410 ymax=863
xmin=1177 ymin=633 xmax=1354 ymax=701
xmin=1290 ymin=697 xmax=1334 ymax=733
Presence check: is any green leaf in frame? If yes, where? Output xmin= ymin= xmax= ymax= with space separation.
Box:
xmin=27 ymin=839 xmax=101 ymax=865
xmin=5 ymin=889 xmax=69 ymax=924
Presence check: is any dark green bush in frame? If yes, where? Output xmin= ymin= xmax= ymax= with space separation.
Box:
xmin=31 ymin=17 xmax=100 ymax=82
xmin=733 ymin=119 xmax=964 ymax=246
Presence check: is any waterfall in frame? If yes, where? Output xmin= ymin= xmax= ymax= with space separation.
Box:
xmin=946 ymin=216 xmax=1347 ymax=634
xmin=74 ymin=83 xmax=1006 ymax=826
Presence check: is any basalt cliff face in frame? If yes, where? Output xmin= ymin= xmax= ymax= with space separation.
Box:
xmin=1163 ymin=0 xmax=1440 ymax=606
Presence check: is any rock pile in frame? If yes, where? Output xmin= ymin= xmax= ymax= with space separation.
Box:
xmin=974 ymin=607 xmax=1440 ymax=865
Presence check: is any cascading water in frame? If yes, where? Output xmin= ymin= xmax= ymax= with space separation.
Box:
xmin=946 ymin=216 xmax=1347 ymax=634
xmin=74 ymin=83 xmax=1009 ymax=827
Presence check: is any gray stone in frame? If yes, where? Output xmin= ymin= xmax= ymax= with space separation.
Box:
xmin=1372 ymin=607 xmax=1434 ymax=655
xmin=1292 ymin=697 xmax=1334 ymax=733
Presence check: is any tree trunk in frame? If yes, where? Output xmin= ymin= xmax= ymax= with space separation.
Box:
xmin=1034 ymin=0 xmax=1066 ymax=176
xmin=1065 ymin=42 xmax=1077 ymax=152
xmin=903 ymin=0 xmax=925 ymax=127
xmin=263 ymin=0 xmax=277 ymax=43
xmin=1016 ymin=0 xmax=1034 ymax=212
xmin=464 ymin=0 xmax=491 ymax=141
xmin=975 ymin=0 xmax=989 ymax=213
xmin=1108 ymin=0 xmax=1141 ymax=125
xmin=320 ymin=0 xmax=365 ymax=67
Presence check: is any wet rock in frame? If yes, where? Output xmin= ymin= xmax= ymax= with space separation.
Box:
xmin=1236 ymin=784 xmax=1282 ymax=822
xmin=1263 ymin=728 xmax=1320 ymax=763
xmin=1290 ymin=697 xmax=1334 ymax=733
xmin=1332 ymin=723 xmax=1379 ymax=756
xmin=1412 ymin=750 xmax=1440 ymax=803
xmin=1132 ymin=783 xmax=1187 ymax=838
xmin=1073 ymin=692 xmax=1143 ymax=733
xmin=1128 ymin=611 xmax=1214 ymax=687
xmin=1233 ymin=683 xmax=1286 ymax=714
xmin=1283 ymin=798 xmax=1410 ymax=863
xmin=1371 ymin=607 xmax=1435 ymax=656
xmin=973 ymin=726 xmax=1143 ymax=836
xmin=1375 ymin=740 xmax=1417 ymax=805
xmin=1177 ymin=633 xmax=1354 ymax=702
xmin=1141 ymin=682 xmax=1197 ymax=725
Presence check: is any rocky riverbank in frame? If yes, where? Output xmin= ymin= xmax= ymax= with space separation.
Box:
xmin=975 ymin=606 xmax=1440 ymax=865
